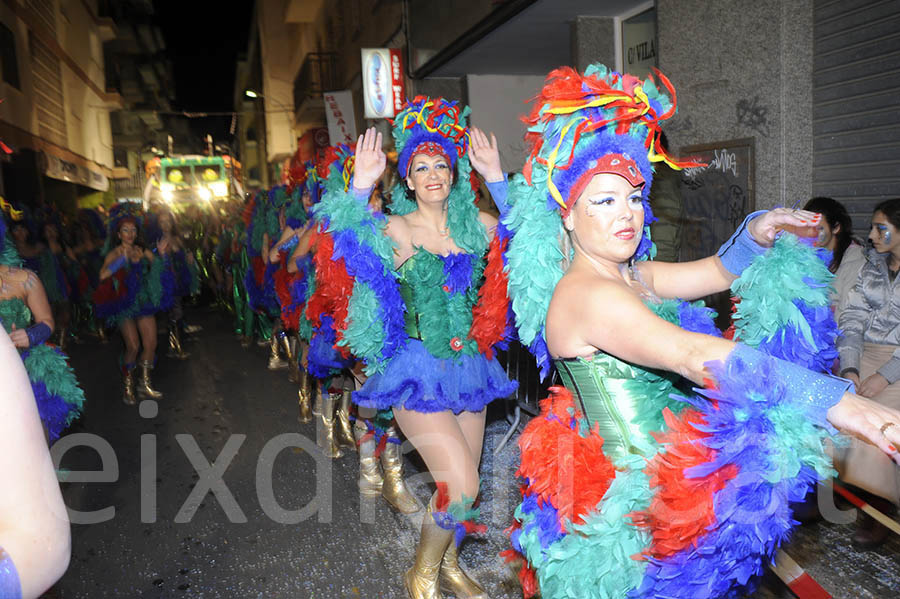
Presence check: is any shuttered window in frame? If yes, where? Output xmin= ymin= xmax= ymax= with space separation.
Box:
xmin=813 ymin=0 xmax=900 ymax=234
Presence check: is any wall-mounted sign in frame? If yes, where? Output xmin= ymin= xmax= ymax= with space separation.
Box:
xmin=41 ymin=151 xmax=109 ymax=192
xmin=323 ymin=90 xmax=358 ymax=144
xmin=621 ymin=7 xmax=658 ymax=78
xmin=361 ymin=48 xmax=405 ymax=119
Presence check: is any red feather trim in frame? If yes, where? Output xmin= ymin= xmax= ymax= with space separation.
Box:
xmin=517 ymin=386 xmax=616 ymax=526
xmin=251 ymin=255 xmax=266 ymax=286
xmin=435 ymin=482 xmax=450 ymax=512
xmin=629 ymin=407 xmax=738 ymax=558
xmin=305 ymin=231 xmax=353 ymax=357
xmin=469 ymin=235 xmax=510 ymax=358
xmin=273 ymin=251 xmax=301 ymax=330
xmin=92 ymin=269 xmax=127 ymax=305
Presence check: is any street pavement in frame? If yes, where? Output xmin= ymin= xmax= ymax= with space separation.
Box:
xmin=45 ymin=307 xmax=900 ymax=598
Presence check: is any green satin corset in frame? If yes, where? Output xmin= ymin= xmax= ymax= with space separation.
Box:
xmin=552 ymin=299 xmax=692 ymax=464
xmin=0 ymin=297 xmax=32 ymax=333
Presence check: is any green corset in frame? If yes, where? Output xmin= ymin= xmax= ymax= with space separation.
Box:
xmin=0 ymin=297 xmax=33 ymax=332
xmin=397 ymin=249 xmax=485 ymax=359
xmin=552 ymin=299 xmax=693 ymax=465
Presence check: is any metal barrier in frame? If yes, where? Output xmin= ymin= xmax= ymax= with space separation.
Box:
xmin=494 ymin=341 xmax=553 ymax=453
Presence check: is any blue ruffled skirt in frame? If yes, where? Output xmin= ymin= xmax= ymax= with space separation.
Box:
xmin=354 ymin=339 xmax=517 ymax=414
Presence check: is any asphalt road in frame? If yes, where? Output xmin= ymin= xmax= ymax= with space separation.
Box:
xmin=45 ymin=307 xmax=900 ymax=598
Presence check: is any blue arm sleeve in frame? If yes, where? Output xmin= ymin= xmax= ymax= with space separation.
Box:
xmin=485 ymin=175 xmax=510 ymax=217
xmin=25 ymin=322 xmax=52 ymax=347
xmin=350 ymin=180 xmax=374 ymax=203
xmin=0 ymin=547 xmax=22 ymax=599
xmin=717 ymin=210 xmax=769 ymax=276
xmin=730 ymin=343 xmax=852 ymax=434
xmin=107 ymin=254 xmax=127 ymax=275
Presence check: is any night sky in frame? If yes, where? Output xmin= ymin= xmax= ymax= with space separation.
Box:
xmin=152 ymin=0 xmax=257 ymax=144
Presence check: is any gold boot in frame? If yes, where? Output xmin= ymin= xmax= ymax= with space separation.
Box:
xmin=311 ymin=380 xmax=323 ymax=416
xmin=405 ymin=507 xmax=453 ymax=599
xmin=381 ymin=425 xmax=420 ymax=513
xmin=335 ymin=388 xmax=356 ymax=451
xmin=122 ymin=364 xmax=136 ymax=405
xmin=316 ymin=392 xmax=343 ymax=458
xmin=267 ymin=334 xmax=288 ymax=370
xmin=167 ymin=321 xmax=189 ymax=359
xmin=354 ymin=419 xmax=383 ymax=496
xmin=286 ymin=335 xmax=300 ymax=383
xmin=138 ymin=360 xmax=163 ymax=399
xmin=297 ymin=369 xmax=312 ymax=424
xmin=440 ymin=542 xmax=487 ymax=599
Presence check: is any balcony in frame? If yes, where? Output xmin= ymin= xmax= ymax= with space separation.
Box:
xmin=293 ymin=53 xmax=339 ymax=123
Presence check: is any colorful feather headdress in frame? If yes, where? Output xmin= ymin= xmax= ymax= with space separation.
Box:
xmin=103 ymin=202 xmax=143 ymax=253
xmin=506 ymin=63 xmax=699 ymax=377
xmin=388 ymin=96 xmax=486 ymax=254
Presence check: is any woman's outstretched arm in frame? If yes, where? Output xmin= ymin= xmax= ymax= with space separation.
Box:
xmin=0 ymin=329 xmax=71 ymax=598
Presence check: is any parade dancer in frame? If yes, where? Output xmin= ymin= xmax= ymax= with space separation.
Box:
xmin=148 ymin=209 xmax=199 ymax=359
xmin=0 ymin=200 xmax=84 ymax=441
xmin=500 ymin=63 xmax=900 ymax=599
xmin=93 ymin=204 xmax=174 ymax=404
xmin=312 ymin=98 xmax=517 ymax=598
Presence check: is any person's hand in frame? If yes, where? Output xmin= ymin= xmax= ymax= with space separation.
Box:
xmin=468 ymin=127 xmax=503 ymax=183
xmin=827 ymin=392 xmax=900 ymax=463
xmin=7 ymin=324 xmax=29 ymax=348
xmin=845 ymin=371 xmax=861 ymax=389
xmin=353 ymin=127 xmax=386 ymax=191
xmin=859 ymin=373 xmax=890 ymax=398
xmin=747 ymin=208 xmax=820 ymax=246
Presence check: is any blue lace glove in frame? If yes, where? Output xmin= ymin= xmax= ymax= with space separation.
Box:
xmin=485 ymin=175 xmax=510 ymax=217
xmin=717 ymin=210 xmax=768 ymax=276
xmin=26 ymin=322 xmax=52 ymax=347
xmin=731 ymin=343 xmax=852 ymax=434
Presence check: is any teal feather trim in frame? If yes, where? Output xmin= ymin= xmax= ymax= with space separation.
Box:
xmin=0 ymin=233 xmax=22 ymax=266
xmin=731 ymin=235 xmax=832 ymax=348
xmin=23 ymin=344 xmax=86 ymax=423
xmin=504 ymin=171 xmax=567 ymax=353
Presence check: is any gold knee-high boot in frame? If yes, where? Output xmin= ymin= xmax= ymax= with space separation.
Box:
xmin=138 ymin=360 xmax=163 ymax=399
xmin=167 ymin=320 xmax=189 ymax=359
xmin=297 ymin=369 xmax=312 ymax=423
xmin=286 ymin=334 xmax=300 ymax=383
xmin=353 ymin=419 xmax=383 ymax=496
xmin=122 ymin=363 xmax=136 ymax=405
xmin=267 ymin=333 xmax=288 ymax=370
xmin=316 ymin=391 xmax=343 ymax=458
xmin=311 ymin=380 xmax=323 ymax=416
xmin=440 ymin=542 xmax=487 ymax=599
xmin=381 ymin=425 xmax=420 ymax=513
xmin=334 ymin=388 xmax=356 ymax=451
xmin=405 ymin=506 xmax=453 ymax=599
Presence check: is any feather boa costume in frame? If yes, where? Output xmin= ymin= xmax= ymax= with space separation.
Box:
xmin=92 ymin=203 xmax=175 ymax=326
xmin=502 ymin=64 xmax=849 ymax=598
xmin=0 ymin=212 xmax=84 ymax=441
xmin=309 ymin=97 xmax=516 ymax=412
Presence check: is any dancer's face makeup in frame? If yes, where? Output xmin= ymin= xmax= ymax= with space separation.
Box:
xmin=869 ymin=211 xmax=898 ymax=254
xmin=564 ymin=173 xmax=644 ymax=265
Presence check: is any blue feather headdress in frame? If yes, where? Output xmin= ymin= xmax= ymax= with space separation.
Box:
xmin=103 ymin=202 xmax=144 ymax=253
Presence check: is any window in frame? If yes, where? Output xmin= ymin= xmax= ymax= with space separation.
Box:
xmin=0 ymin=23 xmax=21 ymax=89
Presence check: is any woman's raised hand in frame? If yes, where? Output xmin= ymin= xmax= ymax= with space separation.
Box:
xmin=748 ymin=208 xmax=820 ymax=246
xmin=353 ymin=127 xmax=386 ymax=191
xmin=468 ymin=127 xmax=504 ymax=183
xmin=827 ymin=392 xmax=900 ymax=464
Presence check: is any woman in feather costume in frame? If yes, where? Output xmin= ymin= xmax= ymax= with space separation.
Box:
xmin=314 ymin=98 xmax=518 ymax=598
xmin=93 ymin=203 xmax=174 ymax=405
xmin=0 ymin=200 xmax=84 ymax=442
xmin=501 ymin=63 xmax=900 ymax=599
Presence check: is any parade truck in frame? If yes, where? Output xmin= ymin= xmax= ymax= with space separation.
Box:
xmin=143 ymin=155 xmax=244 ymax=207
